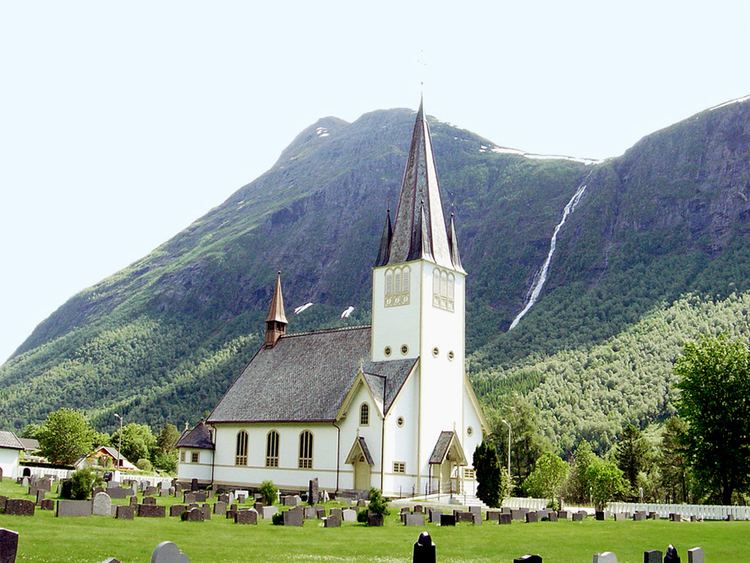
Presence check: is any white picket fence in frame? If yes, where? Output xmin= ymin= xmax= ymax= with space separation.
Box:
xmin=607 ymin=501 xmax=750 ymax=521
xmin=502 ymin=497 xmax=550 ymax=510
xmin=19 ymin=465 xmax=172 ymax=489
xmin=20 ymin=466 xmax=73 ymax=480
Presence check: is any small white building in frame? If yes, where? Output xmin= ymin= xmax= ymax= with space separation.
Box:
xmin=0 ymin=430 xmax=24 ymax=480
xmin=177 ymin=99 xmax=488 ymax=496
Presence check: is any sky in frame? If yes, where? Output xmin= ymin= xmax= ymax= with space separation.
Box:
xmin=1 ymin=0 xmax=748 ymax=364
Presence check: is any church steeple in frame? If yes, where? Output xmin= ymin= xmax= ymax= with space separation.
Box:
xmin=374 ymin=208 xmax=393 ymax=267
xmin=447 ymin=212 xmax=465 ymax=274
xmin=384 ymin=98 xmax=455 ymax=269
xmin=264 ymin=272 xmax=287 ymax=348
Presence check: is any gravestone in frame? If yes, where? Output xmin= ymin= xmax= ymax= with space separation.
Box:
xmin=108 ymin=488 xmax=132 ymax=499
xmin=428 ymin=509 xmax=442 ymax=523
xmin=614 ymin=512 xmax=627 ymax=522
xmin=151 ymin=541 xmax=189 ymax=563
xmin=664 ymin=545 xmax=680 ymax=563
xmin=324 ymin=514 xmax=341 ymax=527
xmin=190 ymin=478 xmax=198 ymax=491
xmin=595 ymin=511 xmax=606 ymax=521
xmin=304 ymin=507 xmax=317 ymax=519
xmin=144 ymin=487 xmax=157 ymax=496
xmin=201 ymin=504 xmax=211 ymax=520
xmin=525 ymin=511 xmax=539 ymax=523
xmin=181 ymin=508 xmax=204 ymax=522
xmin=226 ymin=508 xmax=237 ymax=520
xmin=356 ymin=499 xmax=367 ymax=508
xmin=170 ymin=505 xmax=188 ymax=518
xmin=414 ymin=504 xmax=424 ymax=513
xmin=367 ymin=513 xmax=384 ymax=526
xmin=262 ymin=506 xmax=278 ymax=519
xmin=634 ymin=512 xmax=647 ymax=521
xmin=5 ymin=499 xmax=34 ymax=517
xmin=440 ymin=514 xmax=456 ymax=526
xmin=329 ymin=507 xmax=342 ymax=520
xmin=183 ymin=492 xmax=196 ymax=504
xmin=669 ymin=513 xmax=682 ymax=522
xmin=0 ymin=467 xmax=3 ymax=481
xmin=283 ymin=508 xmax=304 ymax=527
xmin=21 ymin=478 xmax=29 ymax=488
xmin=413 ymin=531 xmax=436 ymax=563
xmin=93 ymin=492 xmax=112 ymax=516
xmin=514 ymin=556 xmax=542 ymax=563
xmin=34 ymin=490 xmax=45 ymax=505
xmin=236 ymin=494 xmax=246 ymax=504
xmin=116 ymin=505 xmax=134 ymax=520
xmin=282 ymin=495 xmax=298 ymax=507
xmin=218 ymin=494 xmax=229 ymax=504
xmin=547 ymin=512 xmax=558 ymax=522
xmin=487 ymin=511 xmax=501 ymax=522
xmin=0 ymin=528 xmax=19 ymax=563
xmin=254 ymin=502 xmax=263 ymax=512
xmin=214 ymin=502 xmax=227 ymax=516
xmin=405 ymin=513 xmax=425 ymax=526
xmin=138 ymin=504 xmax=166 ymax=518
xmin=499 ymin=513 xmax=512 ymax=525
xmin=511 ymin=509 xmax=524 ymax=521
xmin=40 ymin=499 xmax=54 ymax=511
xmin=400 ymin=507 xmax=410 ymax=514
xmin=469 ymin=506 xmax=481 ymax=517
xmin=649 ymin=512 xmax=659 ymax=520
xmin=316 ymin=507 xmax=326 ymax=519
xmin=593 ymin=553 xmax=618 ymax=563
xmin=193 ymin=492 xmax=207 ymax=503
xmin=235 ymin=509 xmax=258 ymax=525
xmin=56 ymin=500 xmax=91 ymax=517
xmin=558 ymin=510 xmax=570 ymax=519
xmin=142 ymin=497 xmax=157 ymax=506
xmin=644 ymin=550 xmax=663 ymax=563
xmin=129 ymin=496 xmax=138 ymax=507
xmin=342 ymin=508 xmax=357 ymax=522
xmin=308 ymin=478 xmax=319 ymax=505
xmin=455 ymin=511 xmax=473 ymax=523
xmin=687 ymin=547 xmax=704 ymax=563
xmin=0 ymin=496 xmax=7 ymax=512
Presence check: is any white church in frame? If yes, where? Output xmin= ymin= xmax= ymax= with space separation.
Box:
xmin=177 ymin=100 xmax=488 ymax=497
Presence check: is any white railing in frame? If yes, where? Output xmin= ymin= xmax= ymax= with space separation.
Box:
xmin=607 ymin=501 xmax=750 ymax=521
xmin=20 ymin=466 xmax=73 ymax=480
xmin=502 ymin=497 xmax=549 ymax=510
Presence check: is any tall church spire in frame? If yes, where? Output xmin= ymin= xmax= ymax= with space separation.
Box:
xmin=385 ymin=98 xmax=454 ymax=269
xmin=264 ymin=271 xmax=287 ymax=348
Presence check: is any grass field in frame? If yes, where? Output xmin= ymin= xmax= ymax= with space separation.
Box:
xmin=2 ymin=480 xmax=749 ymax=562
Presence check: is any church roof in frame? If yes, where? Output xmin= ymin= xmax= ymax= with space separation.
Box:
xmin=0 ymin=430 xmax=24 ymax=450
xmin=428 ymin=430 xmax=467 ymax=465
xmin=384 ymin=98 xmax=457 ymax=270
xmin=176 ymin=420 xmax=215 ymax=450
xmin=208 ymin=326 xmax=416 ymax=424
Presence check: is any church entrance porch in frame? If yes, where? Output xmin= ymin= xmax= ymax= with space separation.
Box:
xmin=427 ymin=430 xmax=467 ymax=495
xmin=345 ymin=436 xmax=374 ymax=492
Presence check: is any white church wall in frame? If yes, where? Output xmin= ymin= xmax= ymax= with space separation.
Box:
xmin=176 ymin=448 xmax=213 ymax=482
xmin=370 ymin=263 xmax=422 ymax=362
xmin=461 ymin=385 xmax=483 ymax=466
xmin=336 ymin=381 xmax=383 ymax=491
xmin=0 ymin=447 xmax=20 ymax=479
xmin=212 ymin=423 xmax=339 ymax=490
xmin=381 ymin=368 xmax=419 ymax=496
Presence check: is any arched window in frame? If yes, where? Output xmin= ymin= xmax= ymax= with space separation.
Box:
xmin=385 ymin=266 xmax=411 ymax=307
xmin=235 ymin=430 xmax=248 ymax=465
xmin=360 ymin=403 xmax=370 ymax=426
xmin=432 ymin=268 xmax=455 ymax=312
xmin=298 ymin=430 xmax=313 ymax=469
xmin=266 ymin=430 xmax=279 ymax=467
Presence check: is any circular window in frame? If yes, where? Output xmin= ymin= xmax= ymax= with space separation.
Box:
xmin=384 ymin=346 xmax=392 ymax=357
xmin=432 ymin=347 xmax=439 ymax=357
xmin=397 ymin=416 xmax=404 ymax=427
xmin=467 ymin=426 xmax=473 ymax=436
xmin=448 ymin=351 xmax=455 ymax=361
xmin=401 ymin=344 xmax=408 ymax=355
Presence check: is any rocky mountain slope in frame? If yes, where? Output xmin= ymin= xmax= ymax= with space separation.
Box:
xmin=2 ymin=98 xmax=749 ymax=452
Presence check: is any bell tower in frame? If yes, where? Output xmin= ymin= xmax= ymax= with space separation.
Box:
xmin=264 ymin=271 xmax=288 ymax=348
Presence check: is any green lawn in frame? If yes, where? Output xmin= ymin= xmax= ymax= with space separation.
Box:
xmin=2 ymin=480 xmax=748 ymax=562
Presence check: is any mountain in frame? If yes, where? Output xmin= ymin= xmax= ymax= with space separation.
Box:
xmin=2 ymin=98 xmax=750 ymax=452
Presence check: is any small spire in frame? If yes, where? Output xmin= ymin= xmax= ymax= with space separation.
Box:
xmin=447 ymin=212 xmax=466 ymax=274
xmin=264 ymin=271 xmax=288 ymax=348
xmin=374 ymin=208 xmax=393 ymax=267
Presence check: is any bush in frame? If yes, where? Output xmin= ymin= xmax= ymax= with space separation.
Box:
xmin=64 ymin=468 xmax=103 ymax=500
xmin=272 ymin=512 xmax=284 ymax=525
xmin=366 ymin=488 xmax=390 ymax=516
xmin=357 ymin=508 xmax=368 ymax=523
xmin=136 ymin=458 xmax=153 ymax=472
xmin=259 ymin=480 xmax=278 ymax=505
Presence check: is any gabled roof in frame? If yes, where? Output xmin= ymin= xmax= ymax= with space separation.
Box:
xmin=176 ymin=420 xmax=215 ymax=450
xmin=18 ymin=437 xmax=40 ymax=452
xmin=384 ymin=98 xmax=455 ymax=270
xmin=0 ymin=430 xmax=24 ymax=450
xmin=345 ymin=436 xmax=374 ymax=466
xmin=208 ymin=326 xmax=416 ymax=424
xmin=428 ymin=430 xmax=468 ymax=465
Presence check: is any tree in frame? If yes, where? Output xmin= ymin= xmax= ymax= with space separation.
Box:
xmin=62 ymin=468 xmax=103 ymax=500
xmin=259 ymin=480 xmax=278 ymax=505
xmin=156 ymin=423 xmax=180 ymax=453
xmin=675 ymin=335 xmax=750 ymax=504
xmin=523 ymin=452 xmax=568 ymax=504
xmin=658 ymin=416 xmax=693 ymax=503
xmin=564 ymin=439 xmax=595 ymax=503
xmin=111 ymin=422 xmax=157 ymax=465
xmin=37 ymin=408 xmax=97 ymax=465
xmin=473 ymin=440 xmax=503 ymax=507
xmin=615 ymin=424 xmax=651 ymax=494
xmin=586 ymin=457 xmax=627 ymax=511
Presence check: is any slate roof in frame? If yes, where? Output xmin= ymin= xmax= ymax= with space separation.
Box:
xmin=208 ymin=326 xmax=416 ymax=424
xmin=429 ymin=430 xmax=458 ymax=464
xmin=0 ymin=430 xmax=24 ymax=450
xmin=176 ymin=421 xmax=215 ymax=450
xmin=18 ymin=438 xmax=40 ymax=452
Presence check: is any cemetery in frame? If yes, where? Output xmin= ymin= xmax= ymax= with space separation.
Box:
xmin=1 ymin=477 xmax=749 ymax=561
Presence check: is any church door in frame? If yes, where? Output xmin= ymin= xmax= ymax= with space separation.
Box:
xmin=354 ymin=456 xmax=371 ymax=491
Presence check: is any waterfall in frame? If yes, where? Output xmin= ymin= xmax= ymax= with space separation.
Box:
xmin=508 ymin=183 xmax=588 ymax=331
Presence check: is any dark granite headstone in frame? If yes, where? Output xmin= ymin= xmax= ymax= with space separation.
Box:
xmin=144 ymin=486 xmax=157 ymax=496
xmin=595 ymin=511 xmax=606 ymax=521
xmin=308 ymin=478 xmax=319 ymax=505
xmin=181 ymin=507 xmax=204 ymax=522
xmin=316 ymin=507 xmax=326 ymax=519
xmin=169 ymin=505 xmax=187 ymax=517
xmin=56 ymin=500 xmax=91 ymax=517
xmin=142 ymin=497 xmax=156 ymax=506
xmin=235 ymin=509 xmax=258 ymax=525
xmin=129 ymin=496 xmax=138 ymax=507
xmin=499 ymin=513 xmax=512 ymax=525
xmin=226 ymin=509 xmax=237 ymax=520
xmin=0 ymin=528 xmax=19 ymax=563
xmin=487 ymin=511 xmax=501 ymax=522
xmin=634 ymin=512 xmax=647 ymax=521
xmin=137 ymin=504 xmax=165 ymax=518
xmin=669 ymin=513 xmax=681 ymax=522
xmin=214 ymin=501 xmax=227 ymax=516
xmin=190 ymin=478 xmax=198 ymax=491
xmin=193 ymin=492 xmax=207 ymax=503
xmin=40 ymin=499 xmax=54 ymax=511
xmin=558 ymin=510 xmax=570 ymax=519
xmin=115 ymin=505 xmax=134 ymax=520
xmin=428 ymin=509 xmax=442 ymax=523
xmin=414 ymin=504 xmax=424 ymax=513
xmin=440 ymin=514 xmax=456 ymax=526
xmin=511 ymin=509 xmax=524 ymax=521
xmin=254 ymin=502 xmax=264 ymax=512
xmin=34 ymin=490 xmax=45 ymax=505
xmin=649 ymin=512 xmax=659 ymax=520
xmin=283 ymin=507 xmax=304 ymax=526
xmin=455 ymin=511 xmax=473 ymax=523
xmin=5 ymin=499 xmax=35 ymax=517
xmin=404 ymin=513 xmax=425 ymax=526
xmin=644 ymin=550 xmax=663 ymax=563
xmin=525 ymin=511 xmax=539 ymax=523
xmin=201 ymin=504 xmax=211 ymax=520
xmin=514 ymin=556 xmax=542 ymax=562
xmin=0 ymin=467 xmax=3 ymax=481
xmin=330 ymin=507 xmax=343 ymax=520
xmin=324 ymin=514 xmax=341 ymax=527
xmin=304 ymin=506 xmax=317 ymax=519
xmin=218 ymin=493 xmax=230 ymax=504
xmin=367 ymin=513 xmax=384 ymax=526
xmin=413 ymin=531 xmax=436 ymax=563
xmin=401 ymin=506 xmax=410 ymax=514
xmin=0 ymin=496 xmax=7 ymax=512
xmin=547 ymin=512 xmax=558 ymax=522
xmin=664 ymin=545 xmax=680 ymax=563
